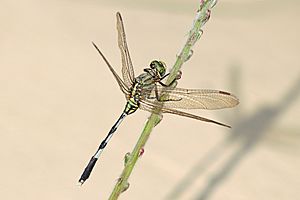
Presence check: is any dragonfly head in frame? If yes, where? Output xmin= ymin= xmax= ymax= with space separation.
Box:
xmin=150 ymin=60 xmax=166 ymax=77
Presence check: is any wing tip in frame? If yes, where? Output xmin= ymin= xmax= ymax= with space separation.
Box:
xmin=218 ymin=90 xmax=240 ymax=107
xmin=116 ymin=12 xmax=122 ymax=19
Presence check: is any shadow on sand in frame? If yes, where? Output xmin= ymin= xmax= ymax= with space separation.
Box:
xmin=165 ymin=67 xmax=300 ymax=200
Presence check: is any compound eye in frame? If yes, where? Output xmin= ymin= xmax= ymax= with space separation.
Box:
xmin=159 ymin=61 xmax=166 ymax=68
xmin=150 ymin=61 xmax=155 ymax=69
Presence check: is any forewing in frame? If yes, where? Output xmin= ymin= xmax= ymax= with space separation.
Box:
xmin=92 ymin=42 xmax=130 ymax=96
xmin=116 ymin=12 xmax=135 ymax=87
xmin=142 ymin=85 xmax=239 ymax=110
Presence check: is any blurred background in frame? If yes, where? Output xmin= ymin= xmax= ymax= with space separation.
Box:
xmin=1 ymin=0 xmax=299 ymax=199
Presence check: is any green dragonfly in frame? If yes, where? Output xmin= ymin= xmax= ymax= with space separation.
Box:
xmin=78 ymin=12 xmax=239 ymax=185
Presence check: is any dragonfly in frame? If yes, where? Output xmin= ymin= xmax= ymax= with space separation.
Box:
xmin=78 ymin=12 xmax=239 ymax=185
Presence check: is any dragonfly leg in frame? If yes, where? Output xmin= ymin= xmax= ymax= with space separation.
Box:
xmin=147 ymin=95 xmax=181 ymax=103
xmin=152 ymin=84 xmax=182 ymax=102
xmin=158 ymin=81 xmax=174 ymax=87
xmin=159 ymin=70 xmax=182 ymax=87
xmin=158 ymin=97 xmax=182 ymax=102
xmin=160 ymin=70 xmax=182 ymax=81
xmin=160 ymin=72 xmax=170 ymax=80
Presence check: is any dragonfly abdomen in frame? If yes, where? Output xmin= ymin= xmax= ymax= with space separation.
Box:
xmin=124 ymin=99 xmax=139 ymax=115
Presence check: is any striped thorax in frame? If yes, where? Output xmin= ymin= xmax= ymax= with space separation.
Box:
xmin=124 ymin=60 xmax=167 ymax=115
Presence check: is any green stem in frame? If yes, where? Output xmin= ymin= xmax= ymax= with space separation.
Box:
xmin=108 ymin=1 xmax=217 ymax=199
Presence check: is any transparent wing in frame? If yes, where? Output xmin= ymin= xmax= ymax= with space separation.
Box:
xmin=139 ymin=99 xmax=231 ymax=128
xmin=141 ymin=85 xmax=239 ymax=110
xmin=116 ymin=12 xmax=135 ymax=87
xmin=92 ymin=42 xmax=130 ymax=96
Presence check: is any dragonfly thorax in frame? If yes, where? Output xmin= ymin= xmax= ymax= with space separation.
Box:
xmin=130 ymin=60 xmax=168 ymax=105
xmin=128 ymin=72 xmax=157 ymax=110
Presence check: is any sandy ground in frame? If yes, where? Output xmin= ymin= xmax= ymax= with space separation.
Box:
xmin=1 ymin=0 xmax=300 ymax=199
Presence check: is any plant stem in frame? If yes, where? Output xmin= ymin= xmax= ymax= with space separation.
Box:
xmin=108 ymin=1 xmax=218 ymax=199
